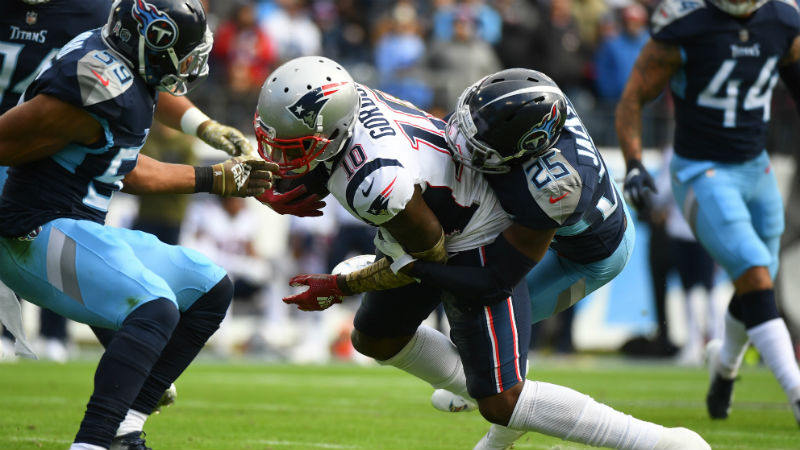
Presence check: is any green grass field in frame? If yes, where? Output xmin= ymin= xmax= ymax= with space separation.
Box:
xmin=0 ymin=356 xmax=797 ymax=450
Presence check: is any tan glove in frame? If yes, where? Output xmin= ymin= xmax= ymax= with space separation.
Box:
xmin=198 ymin=121 xmax=254 ymax=157
xmin=211 ymin=156 xmax=278 ymax=197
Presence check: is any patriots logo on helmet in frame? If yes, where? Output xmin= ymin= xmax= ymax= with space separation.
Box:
xmin=288 ymin=82 xmax=348 ymax=129
xmin=519 ymin=103 xmax=562 ymax=153
xmin=132 ymin=0 xmax=179 ymax=50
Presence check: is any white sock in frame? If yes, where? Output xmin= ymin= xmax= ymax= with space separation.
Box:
xmin=115 ymin=409 xmax=148 ymax=437
xmin=717 ymin=312 xmax=750 ymax=379
xmin=508 ymin=380 xmax=664 ymax=450
xmin=69 ymin=444 xmax=106 ymax=450
xmin=747 ymin=318 xmax=800 ymax=395
xmin=380 ymin=325 xmax=470 ymax=398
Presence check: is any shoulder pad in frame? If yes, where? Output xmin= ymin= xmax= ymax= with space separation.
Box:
xmin=774 ymin=0 xmax=800 ymax=11
xmin=520 ymin=150 xmax=583 ymax=225
xmin=342 ymin=158 xmax=414 ymax=226
xmin=652 ymin=0 xmax=706 ymax=34
xmin=76 ymin=49 xmax=135 ymax=107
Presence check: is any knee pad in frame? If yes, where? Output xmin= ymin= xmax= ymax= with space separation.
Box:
xmin=120 ymin=298 xmax=180 ymax=354
xmin=180 ymin=275 xmax=233 ymax=340
xmin=730 ymin=289 xmax=779 ymax=329
xmin=187 ymin=275 xmax=232 ymax=317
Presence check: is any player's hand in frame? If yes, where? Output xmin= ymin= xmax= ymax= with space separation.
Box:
xmin=283 ymin=274 xmax=345 ymax=311
xmin=198 ymin=121 xmax=254 ymax=157
xmin=623 ymin=158 xmax=657 ymax=212
xmin=256 ymin=185 xmax=326 ymax=217
xmin=211 ymin=156 xmax=278 ymax=197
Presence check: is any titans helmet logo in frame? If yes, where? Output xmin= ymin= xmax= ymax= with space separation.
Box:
xmin=287 ymin=82 xmax=347 ymax=129
xmin=519 ymin=102 xmax=562 ymax=153
xmin=132 ymin=0 xmax=178 ymax=50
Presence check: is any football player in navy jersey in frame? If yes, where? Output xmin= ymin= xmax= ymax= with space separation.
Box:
xmin=258 ymin=59 xmax=710 ymax=450
xmin=616 ymin=0 xmax=800 ymax=425
xmin=0 ymin=0 xmax=258 ymax=364
xmin=0 ymin=1 xmax=276 ymax=449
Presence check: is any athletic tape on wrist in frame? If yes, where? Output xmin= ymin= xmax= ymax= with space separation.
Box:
xmin=180 ymin=107 xmax=211 ymax=136
xmin=194 ymin=166 xmax=214 ymax=193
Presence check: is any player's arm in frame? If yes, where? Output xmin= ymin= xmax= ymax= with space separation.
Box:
xmin=155 ymin=93 xmax=254 ymax=156
xmin=615 ymin=38 xmax=680 ymax=163
xmin=0 ymin=94 xmax=103 ymax=166
xmin=122 ymin=153 xmax=277 ymax=197
xmin=407 ymin=223 xmax=555 ymax=306
xmin=778 ymin=35 xmax=800 ymax=116
xmin=284 ymin=185 xmax=449 ymax=311
xmin=615 ymin=38 xmax=680 ymax=211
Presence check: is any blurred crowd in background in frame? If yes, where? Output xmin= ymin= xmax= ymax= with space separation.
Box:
xmin=3 ymin=0 xmax=800 ymax=365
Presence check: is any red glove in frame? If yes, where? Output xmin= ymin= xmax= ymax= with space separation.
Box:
xmin=256 ymin=185 xmax=325 ymax=217
xmin=283 ymin=274 xmax=345 ymax=311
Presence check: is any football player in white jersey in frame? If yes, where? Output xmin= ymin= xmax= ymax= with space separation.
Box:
xmin=256 ymin=57 xmax=711 ymax=450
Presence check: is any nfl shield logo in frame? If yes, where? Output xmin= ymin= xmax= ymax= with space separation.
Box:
xmin=25 ymin=11 xmax=38 ymax=25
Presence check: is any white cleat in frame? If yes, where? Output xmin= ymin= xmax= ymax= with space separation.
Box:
xmin=473 ymin=424 xmax=526 ymax=450
xmin=653 ymin=427 xmax=711 ymax=450
xmin=431 ymin=389 xmax=477 ymax=412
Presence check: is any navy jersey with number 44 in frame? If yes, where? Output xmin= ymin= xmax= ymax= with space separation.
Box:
xmin=0 ymin=28 xmax=157 ymax=237
xmin=652 ymin=0 xmax=800 ymax=162
xmin=485 ymin=100 xmax=626 ymax=265
xmin=0 ymin=0 xmax=109 ymax=113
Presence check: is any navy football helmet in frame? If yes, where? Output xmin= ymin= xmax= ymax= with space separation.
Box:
xmin=446 ymin=68 xmax=567 ymax=173
xmin=102 ymin=0 xmax=211 ymax=95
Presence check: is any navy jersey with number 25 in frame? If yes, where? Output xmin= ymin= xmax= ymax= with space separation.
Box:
xmin=485 ymin=100 xmax=626 ymax=265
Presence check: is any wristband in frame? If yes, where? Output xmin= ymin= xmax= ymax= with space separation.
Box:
xmin=194 ymin=166 xmax=214 ymax=193
xmin=180 ymin=107 xmax=211 ymax=136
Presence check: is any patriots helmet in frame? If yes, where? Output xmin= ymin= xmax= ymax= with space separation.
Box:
xmin=446 ymin=68 xmax=567 ymax=174
xmin=707 ymin=0 xmax=767 ymax=17
xmin=102 ymin=0 xmax=212 ymax=95
xmin=254 ymin=56 xmax=360 ymax=178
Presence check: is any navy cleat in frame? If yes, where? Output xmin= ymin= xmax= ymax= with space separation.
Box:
xmin=110 ymin=431 xmax=151 ymax=450
xmin=706 ymin=373 xmax=735 ymax=419
xmin=705 ymin=339 xmax=736 ymax=419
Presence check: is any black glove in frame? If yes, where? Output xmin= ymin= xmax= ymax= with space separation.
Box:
xmin=623 ymin=158 xmax=657 ymax=212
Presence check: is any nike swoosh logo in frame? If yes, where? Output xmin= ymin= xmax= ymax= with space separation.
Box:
xmin=549 ymin=192 xmax=569 ymax=204
xmin=361 ymin=179 xmax=374 ymax=196
xmin=91 ymin=69 xmax=110 ymax=86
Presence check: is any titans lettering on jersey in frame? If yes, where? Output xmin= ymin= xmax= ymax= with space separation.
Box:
xmin=0 ymin=29 xmax=155 ymax=238
xmin=0 ymin=0 xmax=109 ymax=112
xmin=327 ymin=85 xmax=510 ymax=253
xmin=486 ymin=101 xmax=626 ymax=264
xmin=652 ymin=0 xmax=800 ymax=162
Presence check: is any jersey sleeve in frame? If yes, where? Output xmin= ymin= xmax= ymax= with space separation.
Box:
xmin=27 ymin=45 xmax=135 ymax=124
xmin=488 ymin=152 xmax=584 ymax=229
xmin=651 ymin=0 xmax=706 ymax=41
xmin=342 ymin=159 xmax=416 ymax=226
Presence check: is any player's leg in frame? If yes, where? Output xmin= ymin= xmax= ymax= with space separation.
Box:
xmin=525 ymin=206 xmax=635 ymax=324
xmin=109 ymin=227 xmax=230 ymax=446
xmin=351 ymin=279 xmax=469 ymax=396
xmin=0 ymin=219 xmax=181 ymax=449
xmin=672 ymin=153 xmax=800 ymax=421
